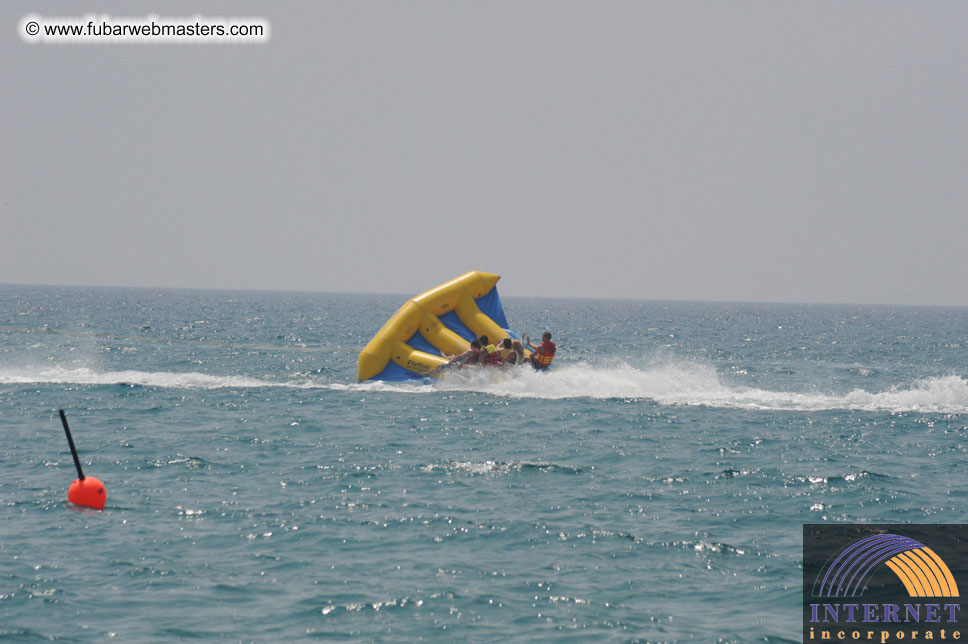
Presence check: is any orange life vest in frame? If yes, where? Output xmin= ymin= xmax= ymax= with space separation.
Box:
xmin=532 ymin=341 xmax=556 ymax=367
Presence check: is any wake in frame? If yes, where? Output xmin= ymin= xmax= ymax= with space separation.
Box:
xmin=3 ymin=363 xmax=967 ymax=414
xmin=337 ymin=362 xmax=968 ymax=414
xmin=0 ymin=366 xmax=284 ymax=390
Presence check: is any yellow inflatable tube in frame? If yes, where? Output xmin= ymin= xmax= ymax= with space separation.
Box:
xmin=358 ymin=271 xmax=521 ymax=381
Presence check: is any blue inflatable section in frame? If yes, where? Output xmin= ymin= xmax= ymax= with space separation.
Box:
xmin=438 ymin=310 xmax=477 ymax=342
xmin=406 ymin=331 xmax=445 ymax=357
xmin=374 ymin=360 xmax=425 ymax=382
xmin=475 ymin=288 xmax=510 ymax=330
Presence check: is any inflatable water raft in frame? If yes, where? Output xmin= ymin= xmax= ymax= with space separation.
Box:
xmin=358 ymin=271 xmax=523 ymax=381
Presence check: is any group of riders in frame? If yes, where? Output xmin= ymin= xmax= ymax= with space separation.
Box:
xmin=428 ymin=331 xmax=556 ymax=377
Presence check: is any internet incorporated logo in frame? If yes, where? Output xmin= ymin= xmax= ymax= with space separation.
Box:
xmin=816 ymin=533 xmax=959 ymax=599
xmin=803 ymin=525 xmax=967 ymax=643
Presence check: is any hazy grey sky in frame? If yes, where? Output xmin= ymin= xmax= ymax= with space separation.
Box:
xmin=4 ymin=2 xmax=967 ymax=305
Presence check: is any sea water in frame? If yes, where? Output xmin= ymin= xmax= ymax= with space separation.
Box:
xmin=2 ymin=285 xmax=967 ymax=642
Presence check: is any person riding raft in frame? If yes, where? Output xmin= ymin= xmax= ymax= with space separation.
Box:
xmin=524 ymin=331 xmax=556 ymax=370
xmin=427 ymin=339 xmax=482 ymax=376
xmin=478 ymin=335 xmax=502 ymax=366
xmin=502 ymin=339 xmax=525 ymax=366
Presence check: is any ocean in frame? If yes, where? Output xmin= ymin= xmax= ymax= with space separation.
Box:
xmin=2 ymin=284 xmax=967 ymax=642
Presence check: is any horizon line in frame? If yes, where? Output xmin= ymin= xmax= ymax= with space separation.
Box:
xmin=1 ymin=280 xmax=966 ymax=310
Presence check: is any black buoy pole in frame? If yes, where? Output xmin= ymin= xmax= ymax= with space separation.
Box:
xmin=59 ymin=409 xmax=85 ymax=481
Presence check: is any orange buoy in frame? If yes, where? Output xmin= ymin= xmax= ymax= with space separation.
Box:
xmin=59 ymin=409 xmax=107 ymax=510
xmin=68 ymin=475 xmax=107 ymax=510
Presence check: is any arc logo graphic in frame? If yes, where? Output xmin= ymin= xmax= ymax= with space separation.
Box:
xmin=815 ymin=533 xmax=960 ymax=599
xmin=803 ymin=525 xmax=968 ymax=644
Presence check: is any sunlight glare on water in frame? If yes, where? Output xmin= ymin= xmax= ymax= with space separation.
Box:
xmin=2 ymin=286 xmax=967 ymax=642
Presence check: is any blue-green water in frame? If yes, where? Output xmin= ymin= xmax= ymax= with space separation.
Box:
xmin=2 ymin=285 xmax=968 ymax=642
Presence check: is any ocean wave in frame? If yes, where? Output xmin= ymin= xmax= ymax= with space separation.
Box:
xmin=420 ymin=460 xmax=584 ymax=476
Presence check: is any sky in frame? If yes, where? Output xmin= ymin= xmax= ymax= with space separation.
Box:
xmin=3 ymin=2 xmax=967 ymax=305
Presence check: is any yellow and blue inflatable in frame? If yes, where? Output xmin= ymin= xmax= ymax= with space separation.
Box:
xmin=358 ymin=271 xmax=523 ymax=381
